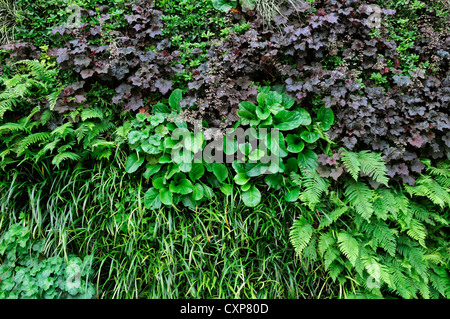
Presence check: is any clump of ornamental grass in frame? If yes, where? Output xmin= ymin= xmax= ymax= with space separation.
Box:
xmin=0 ymin=0 xmax=21 ymax=44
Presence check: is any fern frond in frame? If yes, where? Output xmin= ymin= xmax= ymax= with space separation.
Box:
xmin=337 ymin=231 xmax=359 ymax=266
xmin=318 ymin=232 xmax=336 ymax=256
xmin=289 ymin=216 xmax=314 ymax=256
xmin=357 ymin=151 xmax=389 ymax=186
xmin=406 ymin=219 xmax=427 ymax=248
xmin=50 ymin=122 xmax=74 ymax=140
xmin=51 ymin=151 xmax=80 ymax=168
xmin=299 ymin=170 xmax=330 ymax=208
xmin=341 ymin=149 xmax=361 ymax=181
xmin=15 ymin=132 xmax=50 ymax=155
xmin=344 ymin=181 xmax=374 ymax=221
xmin=80 ymin=108 xmax=104 ymax=121
xmin=318 ymin=206 xmax=348 ymax=230
xmin=0 ymin=121 xmax=28 ymax=134
xmin=405 ymin=176 xmax=450 ymax=208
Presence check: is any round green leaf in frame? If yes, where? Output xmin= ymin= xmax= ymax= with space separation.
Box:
xmin=144 ymin=188 xmax=161 ymax=209
xmin=212 ymin=162 xmax=228 ymax=182
xmin=234 ymin=173 xmax=250 ymax=185
xmin=298 ymin=149 xmax=319 ymax=171
xmin=160 ymin=188 xmax=173 ymax=206
xmin=193 ymin=183 xmax=204 ymax=201
xmin=169 ymin=178 xmax=193 ymax=195
xmin=284 ymin=187 xmax=300 ymax=202
xmin=300 ymin=131 xmax=321 ymax=144
xmin=189 ymin=163 xmax=205 ymax=181
xmin=242 ymin=185 xmax=261 ymax=207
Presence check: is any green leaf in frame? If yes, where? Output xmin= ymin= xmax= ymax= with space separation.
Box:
xmin=155 ymin=125 xmax=169 ymax=137
xmin=317 ymin=107 xmax=334 ymax=131
xmin=193 ymin=183 xmax=204 ymax=201
xmin=256 ymin=106 xmax=271 ymax=120
xmin=160 ymin=188 xmax=173 ymax=206
xmin=281 ymin=93 xmax=295 ymax=109
xmin=185 ymin=132 xmax=204 ymax=153
xmin=220 ymin=183 xmax=233 ymax=195
xmin=242 ymin=185 xmax=261 ymax=207
xmin=265 ymin=174 xmax=283 ymax=190
xmin=245 ymin=162 xmax=270 ymax=177
xmin=125 ymin=153 xmax=144 ymax=173
xmin=169 ymin=88 xmax=182 ymax=112
xmin=266 ymin=91 xmax=283 ymax=106
xmin=212 ymin=162 xmax=228 ymax=182
xmin=152 ymin=177 xmax=166 ymax=190
xmin=300 ymin=130 xmax=321 ymax=144
xmin=143 ymin=164 xmax=163 ymax=179
xmin=212 ymin=0 xmax=237 ymax=11
xmin=239 ymin=142 xmax=252 ymax=156
xmin=257 ymin=92 xmax=267 ymax=107
xmin=298 ymin=149 xmax=318 ymax=171
xmin=144 ymin=188 xmax=162 ymax=209
xmin=274 ymin=109 xmax=311 ymax=131
xmin=234 ymin=173 xmax=250 ymax=185
xmin=189 ymin=163 xmax=205 ymax=181
xmin=285 ymin=134 xmax=305 ymax=153
xmin=239 ymin=101 xmax=257 ymax=113
xmin=128 ymin=131 xmax=142 ymax=144
xmin=169 ymin=177 xmax=193 ymax=195
xmin=154 ymin=102 xmax=170 ymax=114
xmin=285 ymin=187 xmax=300 ymax=202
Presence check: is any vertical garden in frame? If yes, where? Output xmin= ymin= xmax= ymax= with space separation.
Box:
xmin=0 ymin=0 xmax=449 ymax=299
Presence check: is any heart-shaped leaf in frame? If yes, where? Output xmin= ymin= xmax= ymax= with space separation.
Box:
xmin=242 ymin=185 xmax=261 ymax=207
xmin=189 ymin=163 xmax=205 ymax=181
xmin=160 ymin=188 xmax=173 ymax=205
xmin=300 ymin=131 xmax=321 ymax=144
xmin=212 ymin=162 xmax=228 ymax=182
xmin=144 ymin=188 xmax=161 ymax=209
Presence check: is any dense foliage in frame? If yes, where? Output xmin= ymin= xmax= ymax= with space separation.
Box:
xmin=0 ymin=0 xmax=448 ymax=299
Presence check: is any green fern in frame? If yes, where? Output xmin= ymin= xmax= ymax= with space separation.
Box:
xmin=344 ymin=181 xmax=374 ymax=221
xmin=299 ymin=170 xmax=330 ymax=208
xmin=51 ymin=151 xmax=81 ymax=168
xmin=289 ymin=216 xmax=314 ymax=256
xmin=337 ymin=231 xmax=360 ymax=266
xmin=341 ymin=149 xmax=389 ymax=185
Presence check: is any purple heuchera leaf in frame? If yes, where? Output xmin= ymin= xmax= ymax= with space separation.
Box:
xmin=52 ymin=25 xmax=67 ymax=35
xmin=329 ymin=166 xmax=343 ymax=180
xmin=408 ymin=134 xmax=424 ymax=148
xmin=410 ymin=159 xmax=425 ymax=173
xmin=125 ymin=95 xmax=144 ymax=112
xmin=56 ymin=48 xmax=70 ymax=63
xmin=155 ymin=79 xmax=173 ymax=95
xmin=74 ymin=55 xmax=91 ymax=68
xmin=80 ymin=69 xmax=94 ymax=79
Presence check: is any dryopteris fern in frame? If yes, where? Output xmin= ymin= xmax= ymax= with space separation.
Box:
xmin=341 ymin=149 xmax=389 ymax=186
xmin=405 ymin=160 xmax=450 ymax=209
xmin=0 ymin=60 xmax=62 ymax=119
xmin=290 ymin=154 xmax=450 ymax=299
xmin=0 ymin=61 xmax=116 ymax=169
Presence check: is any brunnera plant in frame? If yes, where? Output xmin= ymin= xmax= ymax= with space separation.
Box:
xmin=120 ymin=86 xmax=335 ymax=209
